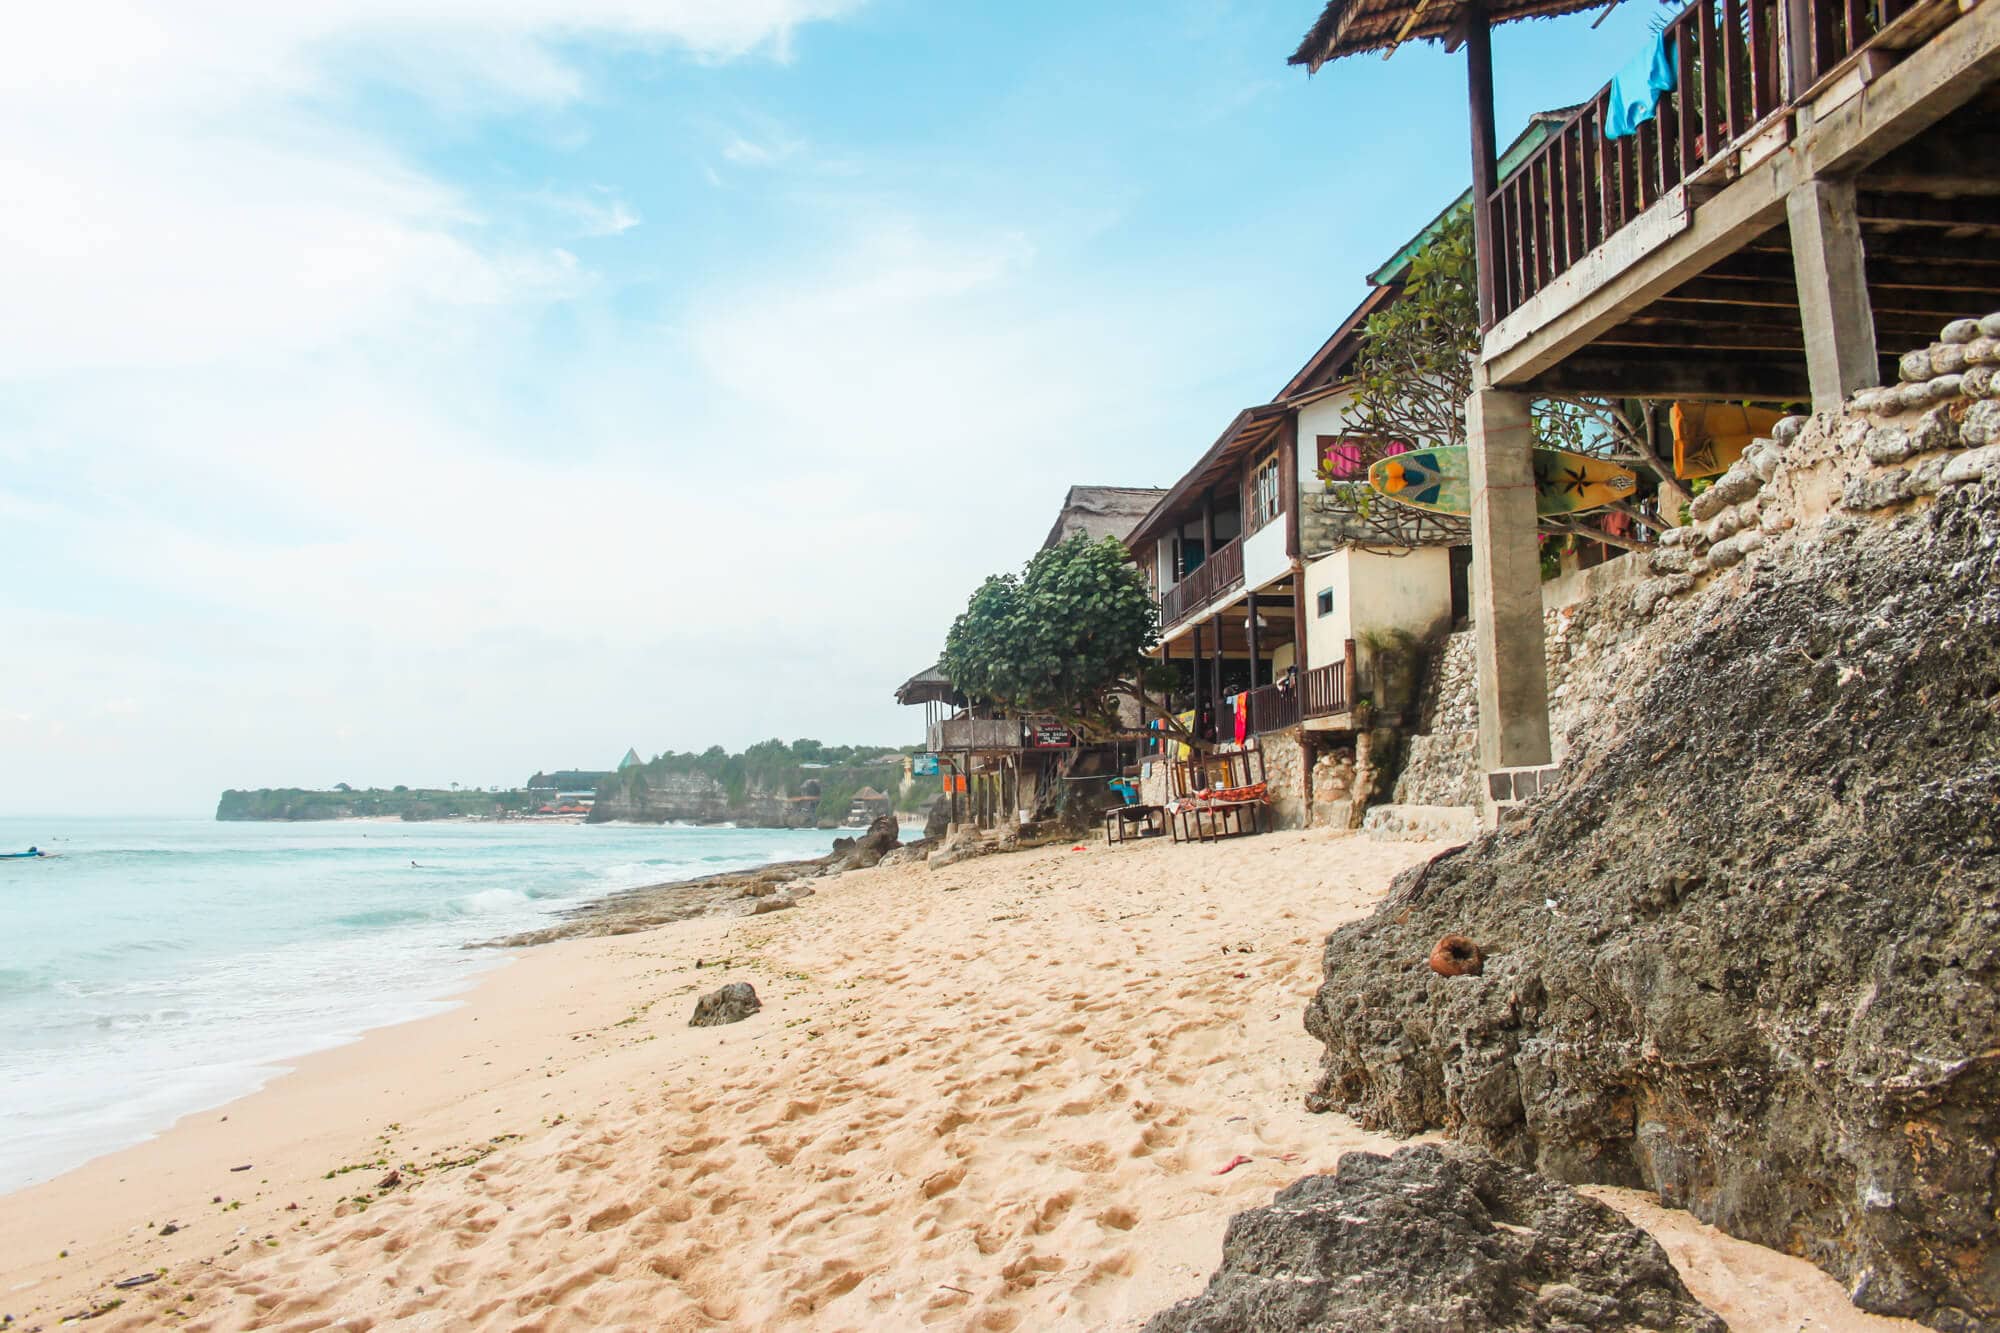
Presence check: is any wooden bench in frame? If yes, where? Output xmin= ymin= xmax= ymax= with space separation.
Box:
xmin=1165 ymin=750 xmax=1270 ymax=844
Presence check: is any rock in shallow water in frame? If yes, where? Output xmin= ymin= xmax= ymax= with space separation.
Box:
xmin=689 ymin=981 xmax=761 ymax=1027
xmin=1143 ymin=1144 xmax=1724 ymax=1333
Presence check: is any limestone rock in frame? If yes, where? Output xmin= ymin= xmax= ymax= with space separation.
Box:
xmin=1942 ymin=444 xmax=2000 ymax=487
xmin=1900 ymin=347 xmax=1934 ymax=382
xmin=1864 ymin=424 xmax=1913 ymax=465
xmin=689 ymin=982 xmax=760 ymax=1027
xmin=1303 ymin=475 xmax=2000 ymax=1328
xmin=1941 ymin=318 xmax=1979 ymax=345
xmin=1932 ymin=342 xmax=1968 ymax=376
xmin=1772 ymin=413 xmax=1808 ymax=444
xmin=922 ymin=793 xmax=951 ymax=841
xmin=1965 ymin=365 xmax=1998 ymax=400
xmin=1842 ymin=468 xmax=1910 ymax=511
xmin=1143 ymin=1145 xmax=1724 ymax=1333
xmin=1967 ymin=337 xmax=2000 ymax=367
xmin=749 ymin=896 xmax=795 ymax=915
xmin=1963 ymin=398 xmax=2000 ymax=447
xmin=1979 ymin=311 xmax=2000 ymax=338
xmin=823 ymin=813 xmax=902 ymax=874
xmin=877 ymin=841 xmax=931 ymax=868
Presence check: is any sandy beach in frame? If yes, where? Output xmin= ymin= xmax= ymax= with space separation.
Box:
xmin=0 ymin=831 xmax=1919 ymax=1331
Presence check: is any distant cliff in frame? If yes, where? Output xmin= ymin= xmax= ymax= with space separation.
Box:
xmin=589 ymin=744 xmax=919 ymax=828
xmin=217 ymin=788 xmax=531 ymax=821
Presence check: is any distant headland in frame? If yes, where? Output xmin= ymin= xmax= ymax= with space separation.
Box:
xmin=217 ymin=739 xmax=941 ymax=828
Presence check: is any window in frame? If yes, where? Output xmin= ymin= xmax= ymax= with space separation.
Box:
xmin=1246 ymin=455 xmax=1282 ymax=532
xmin=1316 ymin=589 xmax=1335 ymax=617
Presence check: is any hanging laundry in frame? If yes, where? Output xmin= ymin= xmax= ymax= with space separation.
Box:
xmin=1605 ymin=33 xmax=1676 ymax=139
xmin=1234 ymin=693 xmax=1248 ymax=745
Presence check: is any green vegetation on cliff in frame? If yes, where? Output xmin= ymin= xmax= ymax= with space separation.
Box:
xmin=603 ymin=738 xmax=938 ymax=825
xmin=217 ymin=787 xmax=532 ymax=821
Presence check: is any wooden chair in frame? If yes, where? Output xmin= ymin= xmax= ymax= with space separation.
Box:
xmin=1166 ymin=749 xmax=1270 ymax=844
xmin=1102 ymin=778 xmax=1166 ymax=846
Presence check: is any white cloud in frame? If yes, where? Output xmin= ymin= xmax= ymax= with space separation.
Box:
xmin=0 ymin=1 xmax=857 ymax=376
xmin=538 ymin=187 xmax=643 ymax=237
xmin=721 ymin=134 xmax=805 ymax=167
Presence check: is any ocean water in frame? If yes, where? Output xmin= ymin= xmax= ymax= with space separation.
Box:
xmin=0 ymin=816 xmax=847 ymax=1194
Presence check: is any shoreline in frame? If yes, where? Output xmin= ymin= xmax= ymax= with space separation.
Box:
xmin=0 ymin=834 xmax=1916 ymax=1330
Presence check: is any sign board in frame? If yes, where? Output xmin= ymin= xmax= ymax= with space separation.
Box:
xmin=912 ymin=753 xmax=940 ymax=776
xmin=1028 ymin=724 xmax=1077 ymax=750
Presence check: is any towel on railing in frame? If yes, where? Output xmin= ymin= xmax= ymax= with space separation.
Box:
xmin=1606 ymin=33 xmax=1677 ymax=139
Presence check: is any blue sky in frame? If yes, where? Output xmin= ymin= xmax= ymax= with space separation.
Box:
xmin=1 ymin=0 xmax=1668 ymax=813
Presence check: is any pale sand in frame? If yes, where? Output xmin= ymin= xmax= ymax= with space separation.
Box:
xmin=0 ymin=831 xmax=1919 ymax=1331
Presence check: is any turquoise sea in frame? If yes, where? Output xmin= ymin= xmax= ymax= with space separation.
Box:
xmin=0 ymin=816 xmax=846 ymax=1194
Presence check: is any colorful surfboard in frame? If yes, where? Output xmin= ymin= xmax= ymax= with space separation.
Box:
xmin=1671 ymin=402 xmax=1785 ymax=479
xmin=1367 ymin=446 xmax=1638 ymax=517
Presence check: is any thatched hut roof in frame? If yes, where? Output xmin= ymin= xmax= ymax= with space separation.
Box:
xmin=894 ymin=665 xmax=960 ymax=707
xmin=1041 ymin=485 xmax=1170 ymax=550
xmin=1289 ymin=0 xmax=1601 ymax=69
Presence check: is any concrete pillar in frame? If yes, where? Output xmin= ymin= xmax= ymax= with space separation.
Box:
xmin=1786 ymin=178 xmax=1878 ymax=413
xmin=1467 ymin=387 xmax=1552 ymax=771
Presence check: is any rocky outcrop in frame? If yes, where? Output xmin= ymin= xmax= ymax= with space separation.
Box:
xmin=1144 ymin=1144 xmax=1723 ymax=1333
xmin=479 ymin=819 xmax=902 ymax=947
xmin=689 ymin=982 xmax=761 ymax=1027
xmin=1302 ymin=332 xmax=2000 ymax=1330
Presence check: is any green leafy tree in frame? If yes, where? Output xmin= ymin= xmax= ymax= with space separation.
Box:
xmin=1323 ymin=207 xmax=1683 ymax=552
xmin=942 ymin=535 xmax=1185 ymax=744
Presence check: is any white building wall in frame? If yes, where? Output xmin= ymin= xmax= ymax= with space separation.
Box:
xmin=1293 ymin=389 xmax=1360 ymax=490
xmin=1241 ymin=519 xmax=1289 ymax=591
xmin=1302 ymin=550 xmax=1353 ymax=675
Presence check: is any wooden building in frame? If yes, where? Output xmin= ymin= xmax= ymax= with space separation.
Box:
xmin=1291 ymin=0 xmax=1999 ymax=785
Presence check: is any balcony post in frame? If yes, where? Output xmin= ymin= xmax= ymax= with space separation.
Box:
xmin=1191 ymin=621 xmax=1206 ymax=748
xmin=1465 ymin=4 xmax=1501 ymax=327
xmin=1787 ymin=177 xmax=1879 ymax=412
xmin=1210 ymin=615 xmax=1225 ymax=744
xmin=1246 ymin=590 xmax=1261 ymax=692
xmin=1467 ymin=386 xmax=1553 ymax=770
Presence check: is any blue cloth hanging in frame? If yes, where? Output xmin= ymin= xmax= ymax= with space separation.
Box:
xmin=1605 ymin=33 xmax=1676 ymax=139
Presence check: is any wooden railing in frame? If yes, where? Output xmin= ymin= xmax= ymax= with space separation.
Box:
xmin=1159 ymin=537 xmax=1245 ymax=630
xmin=1245 ymin=681 xmax=1301 ymax=735
xmin=1487 ymin=0 xmax=1921 ymax=321
xmin=928 ymin=716 xmax=1024 ymax=752
xmin=1301 ymin=659 xmax=1351 ymax=720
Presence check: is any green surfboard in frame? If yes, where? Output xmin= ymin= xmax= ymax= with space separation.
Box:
xmin=1368 ymin=447 xmax=1638 ymax=517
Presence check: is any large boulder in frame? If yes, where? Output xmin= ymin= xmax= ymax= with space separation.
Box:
xmin=1303 ymin=478 xmax=2000 ymax=1328
xmin=823 ymin=814 xmax=901 ymax=873
xmin=1144 ymin=1144 xmax=1723 ymax=1332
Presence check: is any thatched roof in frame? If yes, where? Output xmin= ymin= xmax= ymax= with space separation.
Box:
xmin=1289 ymin=0 xmax=1601 ymax=69
xmin=1042 ymin=485 xmax=1170 ymax=550
xmin=894 ymin=664 xmax=960 ymax=707
xmin=850 ymin=786 xmax=888 ymax=802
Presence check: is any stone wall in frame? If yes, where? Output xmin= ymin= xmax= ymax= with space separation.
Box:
xmin=1629 ymin=312 xmax=2000 ymax=625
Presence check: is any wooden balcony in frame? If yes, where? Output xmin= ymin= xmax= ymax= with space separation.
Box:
xmin=1487 ymin=0 xmax=1957 ymax=326
xmin=1301 ymin=659 xmax=1353 ymax=721
xmin=1159 ymin=536 xmax=1245 ymax=631
xmin=1245 ymin=680 xmax=1302 ymax=734
xmin=927 ymin=716 xmax=1025 ymax=752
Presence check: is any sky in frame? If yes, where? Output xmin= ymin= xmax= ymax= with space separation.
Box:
xmin=1 ymin=0 xmax=1670 ymax=814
